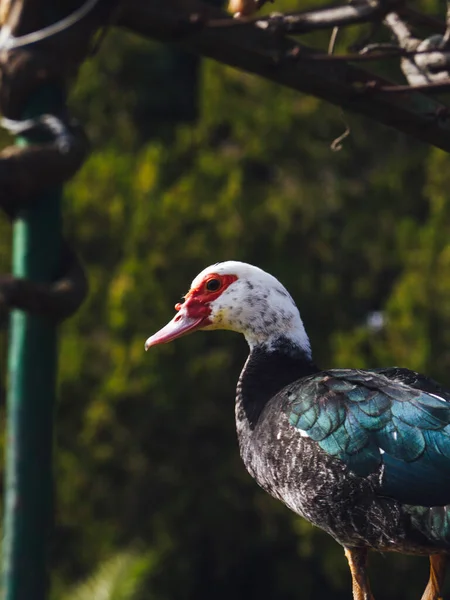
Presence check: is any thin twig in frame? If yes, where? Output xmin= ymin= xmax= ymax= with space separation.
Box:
xmin=328 ymin=25 xmax=339 ymax=54
xmin=365 ymin=79 xmax=450 ymax=93
xmin=206 ymin=0 xmax=404 ymax=33
xmin=286 ymin=46 xmax=450 ymax=63
xmin=287 ymin=48 xmax=401 ymax=61
xmin=0 ymin=0 xmax=102 ymax=50
xmin=327 ymin=21 xmax=352 ymax=151
xmin=331 ymin=121 xmax=351 ymax=150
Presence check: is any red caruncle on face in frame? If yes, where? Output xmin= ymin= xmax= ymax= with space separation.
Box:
xmin=175 ymin=273 xmax=238 ymax=314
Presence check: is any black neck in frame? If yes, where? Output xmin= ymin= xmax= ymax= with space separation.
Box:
xmin=236 ymin=337 xmax=318 ymax=430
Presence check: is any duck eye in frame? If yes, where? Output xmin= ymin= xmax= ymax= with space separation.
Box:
xmin=206 ymin=278 xmax=221 ymax=292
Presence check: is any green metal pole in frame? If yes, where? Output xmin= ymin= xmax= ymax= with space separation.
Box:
xmin=2 ymin=87 xmax=63 ymax=600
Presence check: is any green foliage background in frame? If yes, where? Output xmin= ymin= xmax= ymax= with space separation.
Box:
xmin=2 ymin=1 xmax=450 ymax=597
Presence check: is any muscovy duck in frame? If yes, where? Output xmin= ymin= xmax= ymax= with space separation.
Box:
xmin=145 ymin=261 xmax=450 ymax=600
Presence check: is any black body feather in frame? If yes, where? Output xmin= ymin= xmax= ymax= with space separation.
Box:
xmin=235 ymin=340 xmax=450 ymax=554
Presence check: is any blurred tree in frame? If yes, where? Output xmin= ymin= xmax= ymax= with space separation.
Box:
xmin=62 ymin=550 xmax=154 ymax=600
xmin=0 ymin=1 xmax=448 ymax=599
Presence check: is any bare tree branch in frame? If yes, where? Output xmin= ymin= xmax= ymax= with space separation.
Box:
xmin=206 ymin=0 xmax=404 ymax=33
xmin=117 ymin=0 xmax=450 ymax=152
xmin=384 ymin=11 xmax=420 ymax=52
xmin=442 ymin=0 xmax=450 ymax=47
xmin=384 ymin=11 xmax=450 ymax=85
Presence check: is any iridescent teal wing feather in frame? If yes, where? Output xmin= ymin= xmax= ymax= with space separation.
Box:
xmin=286 ymin=369 xmax=450 ymax=506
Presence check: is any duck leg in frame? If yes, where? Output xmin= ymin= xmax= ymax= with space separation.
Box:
xmin=344 ymin=547 xmax=374 ymax=600
xmin=421 ymin=554 xmax=447 ymax=600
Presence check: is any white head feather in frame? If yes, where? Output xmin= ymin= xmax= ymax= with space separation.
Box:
xmin=192 ymin=261 xmax=311 ymax=356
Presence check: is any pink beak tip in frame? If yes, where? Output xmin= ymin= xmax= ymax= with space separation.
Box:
xmin=144 ymin=334 xmax=159 ymax=351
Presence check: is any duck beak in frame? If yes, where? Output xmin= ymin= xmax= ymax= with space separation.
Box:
xmin=145 ymin=301 xmax=211 ymax=350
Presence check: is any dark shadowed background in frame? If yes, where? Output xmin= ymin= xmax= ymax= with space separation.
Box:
xmin=1 ymin=0 xmax=449 ymax=597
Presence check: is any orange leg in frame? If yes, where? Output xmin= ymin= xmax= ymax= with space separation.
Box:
xmin=344 ymin=547 xmax=375 ymax=600
xmin=421 ymin=554 xmax=447 ymax=600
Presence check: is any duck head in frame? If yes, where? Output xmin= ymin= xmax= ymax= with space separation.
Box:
xmin=145 ymin=261 xmax=311 ymax=356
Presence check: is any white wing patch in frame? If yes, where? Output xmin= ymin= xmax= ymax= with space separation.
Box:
xmin=428 ymin=392 xmax=448 ymax=404
xmin=295 ymin=429 xmax=310 ymax=438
